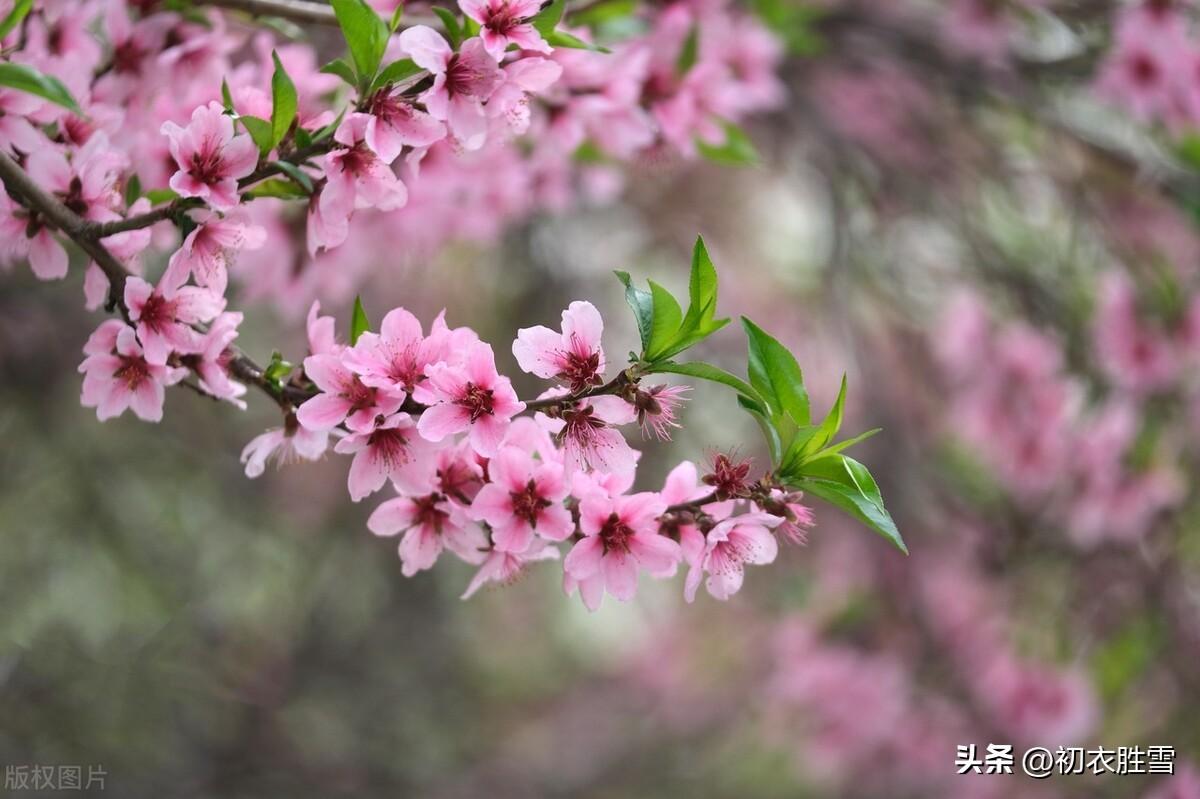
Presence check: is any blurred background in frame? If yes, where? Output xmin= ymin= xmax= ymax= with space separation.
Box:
xmin=4 ymin=0 xmax=1200 ymax=796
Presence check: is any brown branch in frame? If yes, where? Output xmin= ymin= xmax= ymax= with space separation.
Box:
xmin=522 ymin=369 xmax=637 ymax=412
xmin=203 ymin=0 xmax=338 ymax=25
xmin=200 ymin=0 xmax=440 ymax=30
xmin=0 ymin=150 xmax=292 ymax=412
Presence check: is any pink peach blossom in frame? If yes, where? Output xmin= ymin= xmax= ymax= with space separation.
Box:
xmin=562 ymin=491 xmax=680 ymax=611
xmin=683 ymin=511 xmax=782 ymax=602
xmin=368 ymin=492 xmax=488 ymax=576
xmin=296 ymin=352 xmax=405 ymax=433
xmin=161 ymin=102 xmax=258 ymax=211
xmin=416 ymin=341 xmax=524 ymax=456
xmin=469 ymin=445 xmax=573 ymax=552
xmin=399 ymin=29 xmax=504 ymax=150
xmin=333 ymin=411 xmax=437 ymax=501
xmin=459 ymin=0 xmax=550 ymax=60
xmin=78 ymin=323 xmax=187 ymax=422
xmin=461 ymin=540 xmax=560 ymax=599
xmin=124 ymin=271 xmax=226 ymax=365
xmin=512 ymin=300 xmax=606 ymax=393
xmin=163 ymin=209 xmax=266 ymax=297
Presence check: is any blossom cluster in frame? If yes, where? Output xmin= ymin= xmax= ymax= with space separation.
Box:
xmin=1095 ymin=0 xmax=1200 ymax=130
xmin=240 ymin=298 xmax=815 ymax=607
xmin=0 ymin=0 xmax=782 ymax=314
xmin=936 ymin=289 xmax=1190 ymax=548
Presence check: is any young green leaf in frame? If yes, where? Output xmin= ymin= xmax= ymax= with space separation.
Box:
xmin=264 ymin=351 xmax=295 ymax=386
xmin=124 ymin=174 xmax=142 ymax=207
xmin=0 ymin=62 xmax=83 ymax=114
xmin=369 ymin=58 xmax=423 ymax=94
xmin=144 ymin=188 xmax=179 ymax=205
xmin=679 ymin=235 xmax=725 ymax=335
xmin=330 ymin=0 xmax=390 ymax=83
xmin=246 ymin=178 xmax=309 ymax=199
xmin=432 ymin=7 xmax=463 ymax=47
xmin=238 ymin=115 xmax=275 ymax=155
xmin=533 ymin=0 xmax=565 ymax=35
xmin=696 ymin=120 xmax=759 ymax=167
xmin=614 ymin=270 xmax=654 ymax=352
xmin=781 ymin=374 xmax=846 ymax=470
xmin=350 ymin=296 xmax=371 ymax=345
xmin=812 ymin=427 xmax=882 ymax=459
xmin=787 ymin=454 xmax=906 ymax=554
xmin=570 ymin=0 xmax=636 ymax=28
xmin=676 ymin=22 xmax=699 ymax=75
xmin=0 ymin=0 xmax=32 ymax=40
xmin=389 ymin=3 xmax=404 ymax=32
xmin=738 ymin=394 xmax=782 ymax=465
xmin=271 ymin=161 xmax=314 ymax=193
xmin=742 ymin=317 xmax=810 ymax=427
xmin=269 ymin=51 xmax=299 ymax=149
xmin=220 ymin=78 xmax=236 ymax=112
xmin=648 ymin=361 xmax=760 ymax=404
xmin=646 ymin=280 xmax=684 ymax=360
xmin=545 ymin=30 xmax=610 ymax=52
xmin=319 ymin=57 xmax=358 ymax=87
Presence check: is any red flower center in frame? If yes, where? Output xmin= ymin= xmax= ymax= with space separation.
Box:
xmin=367 ymin=426 xmax=412 ymax=468
xmin=115 ymin=355 xmax=151 ymax=390
xmin=138 ymin=292 xmax=172 ymax=332
xmin=558 ymin=350 xmax=602 ymax=394
xmin=189 ymin=147 xmax=226 ymax=186
xmin=598 ymin=512 xmax=634 ymax=553
xmin=1130 ymin=53 xmax=1160 ymax=86
xmin=510 ymin=479 xmax=551 ymax=525
xmin=484 ymin=1 xmax=522 ymax=35
xmin=445 ymin=54 xmax=487 ymax=98
xmin=460 ymin=383 xmax=495 ymax=421
xmin=413 ymin=494 xmax=449 ymax=532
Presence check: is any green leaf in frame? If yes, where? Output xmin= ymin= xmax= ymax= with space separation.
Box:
xmin=648 ymin=360 xmax=760 ymax=403
xmin=263 ymin=350 xmax=295 ymax=386
xmin=646 ymin=280 xmax=683 ymax=360
xmin=271 ymin=161 xmax=314 ymax=193
xmin=145 ymin=188 xmax=179 ymax=205
xmin=812 ymin=427 xmax=882 ymax=459
xmin=676 ymin=21 xmax=699 ymax=75
xmin=696 ymin=120 xmax=759 ymax=167
xmin=570 ymin=0 xmax=636 ymax=27
xmin=0 ymin=0 xmax=32 ymax=40
xmin=123 ymin=174 xmax=142 ymax=207
xmin=0 ymin=62 xmax=83 ymax=114
xmin=311 ymin=107 xmax=347 ymax=143
xmin=239 ymin=115 xmax=274 ymax=154
xmin=681 ymin=235 xmax=721 ymax=331
xmin=245 ymin=178 xmax=308 ymax=199
xmin=614 ymin=270 xmax=653 ymax=352
xmin=220 ymin=78 xmax=236 ymax=112
xmin=269 ymin=51 xmax=298 ymax=149
xmin=330 ymin=0 xmax=389 ymax=82
xmin=369 ymin=58 xmax=422 ymax=94
xmin=788 ymin=454 xmax=905 ymax=554
xmin=432 ymin=7 xmax=463 ymax=47
xmin=545 ymin=30 xmax=609 ymax=51
xmin=742 ymin=317 xmax=810 ymax=427
xmin=739 ymin=394 xmax=782 ymax=465
xmin=533 ymin=0 xmax=564 ymax=36
xmin=389 ymin=3 xmax=404 ymax=32
xmin=782 ymin=374 xmax=846 ymax=470
xmin=350 ymin=296 xmax=371 ymax=344
xmin=319 ymin=57 xmax=358 ymax=87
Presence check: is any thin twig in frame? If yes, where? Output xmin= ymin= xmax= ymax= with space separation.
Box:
xmin=0 ymin=150 xmax=291 ymax=411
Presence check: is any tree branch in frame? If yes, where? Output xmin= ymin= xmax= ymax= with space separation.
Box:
xmin=0 ymin=150 xmax=294 ymax=412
